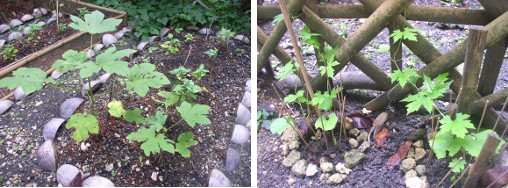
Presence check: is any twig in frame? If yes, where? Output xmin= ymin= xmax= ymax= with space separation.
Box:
xmin=493 ymin=97 xmax=508 ymax=132
xmin=436 ymin=157 xmax=463 ymax=188
xmin=450 ymin=88 xmax=463 ymax=116
xmin=205 ymin=19 xmax=214 ymax=41
xmin=449 ymin=164 xmax=470 ymax=188
xmin=193 ymin=0 xmax=211 ymax=11
xmin=183 ymin=46 xmax=193 ymax=66
xmin=477 ymin=100 xmax=490 ymax=133
xmin=486 ymin=170 xmax=508 ymax=188
xmin=426 ymin=117 xmax=440 ymax=168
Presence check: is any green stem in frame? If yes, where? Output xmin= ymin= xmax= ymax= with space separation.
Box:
xmin=95 ymin=85 xmax=126 ymax=98
xmin=88 ymin=77 xmax=95 ymax=116
xmin=168 ymin=118 xmax=184 ymax=130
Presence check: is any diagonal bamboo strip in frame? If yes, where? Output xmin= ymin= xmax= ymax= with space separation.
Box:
xmin=307 ymin=0 xmax=415 ymax=91
xmin=257 ymin=26 xmax=293 ymax=67
xmin=257 ymin=0 xmax=306 ymax=75
xmin=258 ymin=5 xmax=491 ymax=25
xmin=472 ymin=88 xmax=508 ymax=114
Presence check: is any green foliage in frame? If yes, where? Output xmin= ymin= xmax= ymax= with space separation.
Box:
xmin=161 ymin=34 xmax=181 ymax=55
xmin=175 ymin=132 xmax=198 ymax=157
xmin=284 ymin=90 xmax=308 ymax=104
xmin=107 ymin=100 xmax=125 ymax=117
xmin=169 ymin=66 xmax=191 ymax=80
xmin=52 ymin=50 xmax=87 ymax=74
xmin=157 ymin=91 xmax=180 ymax=108
xmin=146 ymin=111 xmax=167 ymax=131
xmin=58 ymin=23 xmax=67 ymax=32
xmin=389 ymin=27 xmax=420 ymax=43
xmin=125 ymin=63 xmax=171 ymax=97
xmin=298 ymin=25 xmax=321 ymax=49
xmin=388 ymin=67 xmax=420 ymax=88
xmin=172 ymin=78 xmax=203 ymax=102
xmin=0 ymin=67 xmax=55 ymax=94
xmin=126 ymin=127 xmax=175 ymax=156
xmin=191 ymin=64 xmax=209 ymax=80
xmin=217 ymin=28 xmax=235 ymax=44
xmin=1 ymin=44 xmax=18 ymax=61
xmin=275 ymin=61 xmax=298 ymax=81
xmin=66 ymin=113 xmax=99 ymax=142
xmin=77 ymin=7 xmax=91 ymax=18
xmin=184 ymin=33 xmax=194 ymax=41
xmin=69 ymin=10 xmax=122 ymax=34
xmin=258 ymin=109 xmax=274 ymax=130
xmin=124 ymin=108 xmax=146 ymax=124
xmin=270 ymin=117 xmax=291 ymax=135
xmin=315 ymin=113 xmax=338 ymax=131
xmin=96 ymin=47 xmax=137 ymax=76
xmin=176 ymin=101 xmax=211 ymax=128
xmin=318 ymin=45 xmax=340 ymax=78
xmin=375 ymin=44 xmax=390 ymax=53
xmin=439 ymin=113 xmax=475 ymax=139
xmin=205 ymin=48 xmax=218 ymax=59
xmin=401 ymin=73 xmax=452 ymax=114
xmin=175 ymin=28 xmax=183 ymax=34
xmin=270 ymin=14 xmax=284 ymax=27
xmin=310 ymin=88 xmax=339 ymax=111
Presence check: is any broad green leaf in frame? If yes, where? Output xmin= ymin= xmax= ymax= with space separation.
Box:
xmin=449 ymin=158 xmax=466 ymax=173
xmin=52 ymin=50 xmax=87 ymax=74
xmin=158 ymin=91 xmax=181 ymax=108
xmin=126 ymin=128 xmax=175 ymax=156
xmin=65 ymin=113 xmax=99 ymax=142
xmin=124 ymin=108 xmax=145 ymax=124
xmin=0 ymin=68 xmax=54 ymax=94
xmin=125 ymin=63 xmax=170 ymax=97
xmin=275 ymin=62 xmax=295 ymax=81
xmin=95 ymin=47 xmax=136 ymax=76
xmin=464 ymin=130 xmax=506 ymax=157
xmin=77 ymin=61 xmax=101 ymax=78
xmin=315 ymin=113 xmax=338 ymax=131
xmin=439 ymin=113 xmax=474 ymax=138
xmin=146 ymin=111 xmax=167 ymax=132
xmin=176 ymin=101 xmax=211 ymax=127
xmin=284 ymin=90 xmax=308 ymax=104
xmin=401 ymin=92 xmax=434 ymax=114
xmin=107 ymin=100 xmax=125 ymax=117
xmin=69 ymin=10 xmax=122 ymax=34
xmin=191 ymin=64 xmax=209 ymax=80
xmin=310 ymin=88 xmax=338 ymax=111
xmin=176 ymin=132 xmax=198 ymax=157
xmin=169 ymin=66 xmax=191 ymax=80
xmin=430 ymin=131 xmax=453 ymax=159
xmin=389 ymin=27 xmax=420 ymax=43
xmin=270 ymin=117 xmax=291 ymax=135
xmin=388 ymin=67 xmax=420 ymax=88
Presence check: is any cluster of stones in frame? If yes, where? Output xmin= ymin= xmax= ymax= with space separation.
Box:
xmin=0 ymin=8 xmax=63 ymax=48
xmin=400 ymin=129 xmax=430 ymax=188
xmin=208 ymin=79 xmax=251 ymax=187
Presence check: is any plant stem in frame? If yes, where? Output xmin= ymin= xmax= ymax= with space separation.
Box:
xmin=477 ymin=100 xmax=489 ymax=133
xmin=168 ymin=119 xmax=183 ymax=130
xmin=436 ymin=157 xmax=463 ymax=188
xmin=88 ymin=77 xmax=95 ymax=116
xmin=449 ymin=163 xmax=470 ymax=188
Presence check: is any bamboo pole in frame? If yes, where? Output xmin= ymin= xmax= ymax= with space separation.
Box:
xmin=457 ymin=27 xmax=488 ymax=114
xmin=258 ymin=5 xmax=491 ymax=25
xmin=257 ymin=0 xmax=306 ymax=75
xmin=472 ymin=88 xmax=508 ymax=114
xmin=462 ymin=132 xmax=501 ymax=188
xmin=257 ymin=26 xmax=293 ymax=68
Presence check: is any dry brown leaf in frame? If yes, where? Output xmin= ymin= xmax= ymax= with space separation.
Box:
xmin=481 ymin=166 xmax=508 ymax=188
xmin=374 ymin=128 xmax=389 ymax=148
xmin=386 ymin=140 xmax=413 ymax=169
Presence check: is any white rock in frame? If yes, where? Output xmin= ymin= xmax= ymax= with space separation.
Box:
xmin=121 ymin=27 xmax=132 ymax=33
xmin=149 ymin=36 xmax=159 ymax=42
xmin=22 ymin=26 xmax=32 ymax=35
xmin=231 ymin=125 xmax=249 ymax=145
xmin=36 ymin=21 xmax=46 ymax=27
xmin=113 ymin=31 xmax=124 ymax=39
xmin=102 ymin=34 xmax=117 ymax=47
xmin=52 ymin=13 xmax=64 ymax=19
xmin=38 ymin=140 xmax=57 ymax=172
xmin=82 ymin=176 xmax=115 ymax=187
xmin=46 ymin=17 xmax=56 ymax=25
xmin=405 ymin=177 xmax=425 ymax=188
xmin=306 ymin=163 xmax=318 ymax=177
xmin=198 ymin=28 xmax=212 ymax=35
xmin=241 ymin=91 xmax=251 ymax=108
xmin=151 ymin=172 xmax=158 ymax=181
xmin=0 ymin=40 xmax=5 ymax=48
xmin=60 ymin=98 xmax=84 ymax=119
xmin=137 ymin=42 xmax=149 ymax=51
xmin=57 ymin=164 xmax=83 ymax=187
xmin=10 ymin=19 xmax=22 ymax=27
xmin=43 ymin=118 xmax=66 ymax=141
xmin=14 ymin=87 xmax=27 ymax=100
xmin=81 ymin=80 xmax=102 ymax=98
xmin=0 ymin=24 xmax=10 ymax=33
xmin=8 ymin=32 xmax=23 ymax=41
xmin=105 ymin=164 xmax=114 ymax=172
xmin=159 ymin=27 xmax=170 ymax=37
xmin=21 ymin=14 xmax=34 ymax=22
xmin=208 ymin=169 xmax=231 ymax=187
xmin=235 ymin=103 xmax=250 ymax=125
xmin=233 ymin=35 xmax=249 ymax=44
xmin=51 ymin=69 xmax=63 ymax=79
xmin=93 ymin=44 xmax=104 ymax=52
xmin=40 ymin=8 xmax=48 ymax=15
xmin=335 ymin=163 xmax=352 ymax=174
xmin=98 ymin=74 xmax=111 ymax=84
xmin=33 ymin=8 xmax=43 ymax=18
xmin=0 ymin=100 xmax=14 ymax=115
xmin=86 ymin=49 xmax=95 ymax=60
xmin=225 ymin=148 xmax=240 ymax=171
xmin=80 ymin=142 xmax=88 ymax=152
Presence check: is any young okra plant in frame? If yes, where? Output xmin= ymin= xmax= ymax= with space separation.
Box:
xmin=217 ymin=27 xmax=235 ymax=51
xmin=160 ymin=33 xmax=181 ymax=55
xmin=204 ymin=48 xmax=218 ymax=59
xmin=184 ymin=33 xmax=194 ymax=42
xmin=1 ymin=44 xmax=18 ymax=61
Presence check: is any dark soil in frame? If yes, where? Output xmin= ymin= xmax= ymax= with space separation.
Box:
xmin=0 ymin=0 xmax=35 ymax=25
xmin=0 ymin=16 xmax=76 ymax=69
xmin=257 ymin=0 xmax=508 ymax=187
xmin=0 ymin=30 xmax=250 ymax=186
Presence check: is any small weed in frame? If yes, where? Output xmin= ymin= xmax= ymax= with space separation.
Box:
xmin=184 ymin=33 xmax=194 ymax=41
xmin=138 ymin=156 xmax=143 ymax=163
xmin=235 ymin=48 xmax=245 ymax=53
xmin=1 ymin=44 xmax=18 ymax=61
xmin=148 ymin=47 xmax=159 ymax=53
xmin=77 ymin=7 xmax=91 ymax=19
xmin=58 ymin=23 xmax=67 ymax=32
xmin=204 ymin=48 xmax=218 ymax=59
xmin=175 ymin=28 xmax=183 ymax=34
xmin=208 ymin=131 xmax=215 ymax=137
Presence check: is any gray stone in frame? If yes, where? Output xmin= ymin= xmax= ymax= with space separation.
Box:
xmin=8 ymin=32 xmax=23 ymax=41
xmin=159 ymin=28 xmax=170 ymax=37
xmin=216 ymin=31 xmax=230 ymax=39
xmin=405 ymin=177 xmax=425 ymax=188
xmin=51 ymin=69 xmax=63 ymax=79
xmin=404 ymin=170 xmax=418 ymax=180
xmin=413 ymin=140 xmax=423 ymax=148
xmin=98 ymin=74 xmax=111 ymax=84
xmin=410 ymin=129 xmax=426 ymax=142
xmin=102 ymin=34 xmax=117 ymax=47
xmin=198 ymin=28 xmax=212 ymax=35
xmin=335 ymin=163 xmax=352 ymax=174
xmin=121 ymin=27 xmax=132 ymax=33
xmin=93 ymin=44 xmax=104 ymax=52
xmin=349 ymin=138 xmax=359 ymax=148
xmin=233 ymin=34 xmax=249 ymax=44
xmin=0 ymin=24 xmax=10 ymax=33
xmin=349 ymin=128 xmax=360 ymax=137
xmin=234 ymin=103 xmax=250 ymax=125
xmin=82 ymin=176 xmax=115 ymax=187
xmin=137 ymin=42 xmax=149 ymax=51
xmin=278 ymin=74 xmax=301 ymax=90
xmin=400 ymin=158 xmax=416 ymax=172
xmin=187 ymin=26 xmax=199 ymax=31
xmin=38 ymin=140 xmax=57 ymax=172
xmin=344 ymin=149 xmax=366 ymax=169
xmin=281 ymin=128 xmax=300 ymax=150
xmin=114 ymin=31 xmax=124 ymax=39
xmin=57 ymin=164 xmax=83 ymax=187
xmin=0 ymin=100 xmax=14 ymax=115
xmin=43 ymin=118 xmax=66 ymax=141
xmin=14 ymin=87 xmax=27 ymax=100
xmin=208 ymin=169 xmax=231 ymax=187
xmin=415 ymin=165 xmax=426 ymax=176
xmin=306 ymin=163 xmax=318 ymax=177
xmin=46 ymin=17 xmax=56 ymax=25
xmin=327 ymin=174 xmax=346 ymax=185
xmin=359 ymin=141 xmax=370 ymax=152
xmin=321 ymin=162 xmax=334 ymax=173
xmin=357 ymin=131 xmax=368 ymax=143
xmin=60 ymin=98 xmax=84 ymax=119
xmin=35 ymin=21 xmax=45 ymax=27
xmin=344 ymin=117 xmax=353 ymax=130
xmin=105 ymin=163 xmax=114 ymax=172
xmin=86 ymin=49 xmax=95 ymax=59
xmin=225 ymin=148 xmax=240 ymax=171
xmin=40 ymin=8 xmax=48 ymax=15
xmin=282 ymin=150 xmax=301 ymax=167
xmin=52 ymin=13 xmax=64 ymax=19
xmin=21 ymin=14 xmax=34 ymax=22
xmin=0 ymin=40 xmax=5 ymax=48
xmin=149 ymin=36 xmax=159 ymax=42
xmin=81 ymin=80 xmax=102 ymax=98
xmin=291 ymin=159 xmax=306 ymax=177
xmin=10 ymin=19 xmax=22 ymax=27
xmin=414 ymin=148 xmax=426 ymax=163
xmin=241 ymin=91 xmax=251 ymax=108
xmin=22 ymin=26 xmax=31 ymax=35
xmin=33 ymin=8 xmax=43 ymax=17
xmin=231 ymin=125 xmax=249 ymax=145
